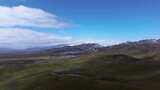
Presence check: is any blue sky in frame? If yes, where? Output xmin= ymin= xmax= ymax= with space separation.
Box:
xmin=0 ymin=0 xmax=160 ymax=48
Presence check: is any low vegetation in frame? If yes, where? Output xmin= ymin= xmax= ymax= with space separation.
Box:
xmin=0 ymin=53 xmax=160 ymax=90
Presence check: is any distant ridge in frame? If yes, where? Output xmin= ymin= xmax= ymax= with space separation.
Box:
xmin=98 ymin=39 xmax=160 ymax=60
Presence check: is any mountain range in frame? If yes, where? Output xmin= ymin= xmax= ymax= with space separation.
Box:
xmin=0 ymin=39 xmax=160 ymax=59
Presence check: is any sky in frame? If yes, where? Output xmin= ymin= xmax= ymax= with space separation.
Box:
xmin=0 ymin=0 xmax=160 ymax=49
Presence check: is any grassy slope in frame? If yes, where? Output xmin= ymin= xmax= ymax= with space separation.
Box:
xmin=0 ymin=54 xmax=160 ymax=90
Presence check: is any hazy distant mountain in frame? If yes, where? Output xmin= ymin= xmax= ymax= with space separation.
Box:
xmin=38 ymin=43 xmax=101 ymax=56
xmin=0 ymin=43 xmax=101 ymax=58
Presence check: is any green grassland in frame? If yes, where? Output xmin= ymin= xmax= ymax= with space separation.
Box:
xmin=0 ymin=54 xmax=160 ymax=90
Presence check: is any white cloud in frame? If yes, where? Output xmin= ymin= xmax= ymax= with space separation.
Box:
xmin=0 ymin=5 xmax=71 ymax=29
xmin=0 ymin=5 xmax=118 ymax=49
xmin=0 ymin=28 xmax=72 ymax=49
xmin=0 ymin=28 xmax=118 ymax=49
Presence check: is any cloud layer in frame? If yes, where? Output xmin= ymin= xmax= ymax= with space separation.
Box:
xmin=0 ymin=28 xmax=72 ymax=49
xmin=0 ymin=5 xmax=71 ymax=29
xmin=73 ymin=39 xmax=119 ymax=46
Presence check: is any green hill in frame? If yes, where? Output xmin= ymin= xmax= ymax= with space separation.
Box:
xmin=0 ymin=54 xmax=160 ymax=90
